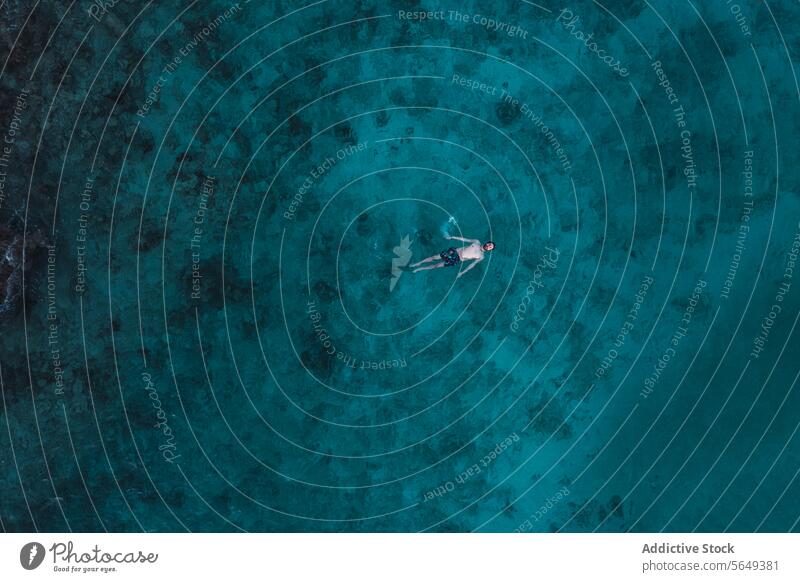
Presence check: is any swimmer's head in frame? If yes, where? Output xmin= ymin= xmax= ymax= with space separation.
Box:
xmin=483 ymin=241 xmax=495 ymax=252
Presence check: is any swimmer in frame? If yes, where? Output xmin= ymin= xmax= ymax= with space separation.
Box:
xmin=409 ymin=235 xmax=494 ymax=278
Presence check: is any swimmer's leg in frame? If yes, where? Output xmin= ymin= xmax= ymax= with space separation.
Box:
xmin=409 ymin=254 xmax=442 ymax=267
xmin=413 ymin=262 xmax=446 ymax=273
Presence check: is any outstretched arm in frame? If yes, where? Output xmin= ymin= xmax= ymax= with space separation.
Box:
xmin=457 ymin=257 xmax=482 ymax=278
xmin=446 ymin=235 xmax=480 ymax=244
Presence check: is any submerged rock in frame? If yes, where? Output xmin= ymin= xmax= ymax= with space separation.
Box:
xmin=0 ymin=225 xmax=44 ymax=319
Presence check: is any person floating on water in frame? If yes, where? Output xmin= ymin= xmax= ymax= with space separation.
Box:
xmin=410 ymin=235 xmax=494 ymax=278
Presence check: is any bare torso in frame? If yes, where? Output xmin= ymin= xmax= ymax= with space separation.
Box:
xmin=456 ymin=241 xmax=485 ymax=261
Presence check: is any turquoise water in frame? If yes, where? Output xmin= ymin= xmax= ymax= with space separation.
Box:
xmin=1 ymin=0 xmax=799 ymax=532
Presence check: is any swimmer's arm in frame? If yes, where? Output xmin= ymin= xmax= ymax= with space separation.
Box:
xmin=457 ymin=257 xmax=482 ymax=278
xmin=446 ymin=235 xmax=480 ymax=244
